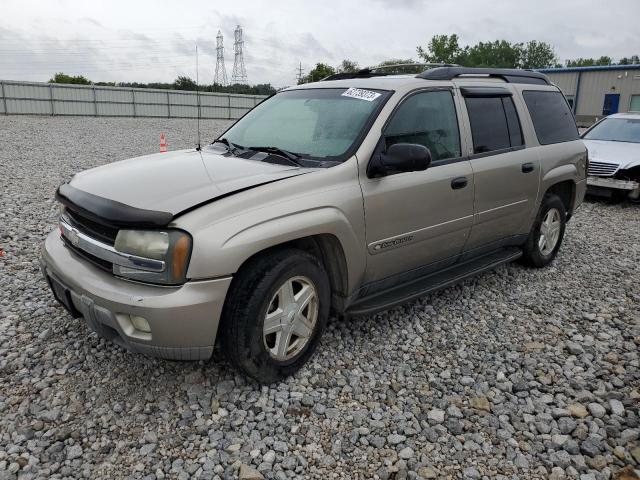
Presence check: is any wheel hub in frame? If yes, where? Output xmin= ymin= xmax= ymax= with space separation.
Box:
xmin=263 ymin=276 xmax=319 ymax=361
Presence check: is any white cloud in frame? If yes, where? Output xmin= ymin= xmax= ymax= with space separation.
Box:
xmin=1 ymin=0 xmax=638 ymax=87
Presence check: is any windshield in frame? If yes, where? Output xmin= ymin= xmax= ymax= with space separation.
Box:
xmin=220 ymin=87 xmax=390 ymax=161
xmin=583 ymin=117 xmax=640 ymax=143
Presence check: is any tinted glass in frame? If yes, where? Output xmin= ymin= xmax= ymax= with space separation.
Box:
xmin=503 ymin=97 xmax=524 ymax=147
xmin=583 ymin=117 xmax=640 ymax=143
xmin=222 ymin=88 xmax=389 ymax=160
xmin=465 ymin=97 xmax=510 ymax=153
xmin=523 ymin=91 xmax=579 ymax=145
xmin=384 ymin=90 xmax=461 ymax=161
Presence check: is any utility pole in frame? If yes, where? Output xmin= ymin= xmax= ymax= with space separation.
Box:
xmin=232 ymin=25 xmax=248 ymax=85
xmin=214 ymin=30 xmax=228 ymax=86
xmin=296 ymin=62 xmax=305 ymax=84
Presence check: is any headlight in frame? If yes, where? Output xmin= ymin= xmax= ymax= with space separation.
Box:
xmin=113 ymin=229 xmax=192 ymax=285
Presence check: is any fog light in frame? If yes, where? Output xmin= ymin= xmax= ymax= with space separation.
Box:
xmin=130 ymin=315 xmax=151 ymax=333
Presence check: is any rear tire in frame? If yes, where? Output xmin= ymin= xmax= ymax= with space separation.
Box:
xmin=219 ymin=248 xmax=330 ymax=384
xmin=520 ymin=194 xmax=567 ymax=268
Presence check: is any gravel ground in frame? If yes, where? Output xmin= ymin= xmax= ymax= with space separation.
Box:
xmin=1 ymin=116 xmax=639 ymax=480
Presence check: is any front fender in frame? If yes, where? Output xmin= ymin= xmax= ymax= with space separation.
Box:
xmin=187 ymin=206 xmax=365 ymax=292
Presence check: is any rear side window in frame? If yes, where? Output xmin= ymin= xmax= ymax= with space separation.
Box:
xmin=465 ymin=96 xmax=523 ymax=154
xmin=522 ymin=90 xmax=579 ymax=145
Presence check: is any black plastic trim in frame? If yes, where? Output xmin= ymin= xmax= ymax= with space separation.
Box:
xmin=56 ymin=184 xmax=173 ymax=228
xmin=347 ymin=247 xmax=523 ymax=316
xmin=417 ymin=67 xmax=551 ymax=85
xmin=467 ymin=144 xmax=526 ymax=160
xmin=460 ymin=86 xmax=512 ymax=98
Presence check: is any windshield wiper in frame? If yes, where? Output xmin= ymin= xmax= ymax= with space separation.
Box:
xmin=246 ymin=146 xmax=305 ymax=166
xmin=212 ymin=137 xmax=242 ymax=154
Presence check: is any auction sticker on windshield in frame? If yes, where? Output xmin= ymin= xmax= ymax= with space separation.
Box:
xmin=341 ymin=87 xmax=382 ymax=102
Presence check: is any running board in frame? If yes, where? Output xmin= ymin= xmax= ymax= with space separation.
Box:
xmin=347 ymin=247 xmax=522 ymax=316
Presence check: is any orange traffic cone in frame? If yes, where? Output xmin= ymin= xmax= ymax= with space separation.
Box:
xmin=160 ymin=133 xmax=168 ymax=153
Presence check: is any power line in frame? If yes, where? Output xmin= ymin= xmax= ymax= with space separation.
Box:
xmin=231 ymin=25 xmax=248 ymax=85
xmin=296 ymin=62 xmax=305 ymax=84
xmin=213 ymin=30 xmax=228 ymax=86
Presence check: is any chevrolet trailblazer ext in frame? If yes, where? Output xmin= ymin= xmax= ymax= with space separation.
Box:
xmin=42 ymin=66 xmax=587 ymax=383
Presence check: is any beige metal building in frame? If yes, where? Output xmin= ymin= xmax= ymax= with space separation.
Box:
xmin=537 ymin=65 xmax=640 ymax=126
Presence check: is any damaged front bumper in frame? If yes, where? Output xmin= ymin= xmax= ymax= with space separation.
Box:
xmin=587 ymin=176 xmax=640 ymax=200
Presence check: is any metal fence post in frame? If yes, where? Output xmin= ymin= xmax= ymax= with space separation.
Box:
xmin=167 ymin=91 xmax=171 ymax=118
xmin=131 ymin=89 xmax=137 ymax=117
xmin=92 ymin=86 xmax=98 ymax=116
xmin=227 ymin=94 xmax=232 ymax=120
xmin=1 ymin=81 xmax=7 ymax=115
xmin=49 ymin=83 xmax=55 ymax=116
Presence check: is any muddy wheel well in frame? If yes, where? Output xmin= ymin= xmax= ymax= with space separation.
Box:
xmin=546 ymin=181 xmax=576 ymax=219
xmin=235 ymin=235 xmax=349 ymax=314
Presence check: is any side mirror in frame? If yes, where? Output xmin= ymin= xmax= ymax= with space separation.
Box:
xmin=369 ymin=143 xmax=432 ymax=177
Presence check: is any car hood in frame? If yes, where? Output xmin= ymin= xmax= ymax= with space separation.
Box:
xmin=583 ymin=139 xmax=640 ymax=169
xmin=67 ymin=148 xmax=308 ymax=218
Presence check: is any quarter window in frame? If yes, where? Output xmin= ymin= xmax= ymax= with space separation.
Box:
xmin=384 ymin=90 xmax=461 ymax=161
xmin=464 ymin=96 xmax=523 ymax=154
xmin=522 ymin=90 xmax=579 ymax=145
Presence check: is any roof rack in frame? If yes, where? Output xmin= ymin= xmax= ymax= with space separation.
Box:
xmin=417 ymin=67 xmax=550 ymax=85
xmin=321 ymin=63 xmax=458 ymax=81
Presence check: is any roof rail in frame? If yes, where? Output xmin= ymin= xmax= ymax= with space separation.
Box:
xmin=321 ymin=63 xmax=458 ymax=81
xmin=417 ymin=67 xmax=551 ymax=85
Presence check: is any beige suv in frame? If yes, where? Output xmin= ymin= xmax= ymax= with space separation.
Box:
xmin=41 ymin=66 xmax=587 ymax=382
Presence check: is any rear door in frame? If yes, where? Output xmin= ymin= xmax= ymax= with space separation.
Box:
xmin=460 ymin=87 xmax=540 ymax=252
xmin=360 ymin=88 xmax=474 ymax=284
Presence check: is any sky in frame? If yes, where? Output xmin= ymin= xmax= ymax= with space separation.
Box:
xmin=2 ymin=0 xmax=639 ymax=88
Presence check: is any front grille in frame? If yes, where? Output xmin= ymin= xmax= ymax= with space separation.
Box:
xmin=61 ymin=236 xmax=113 ymax=273
xmin=588 ymin=161 xmax=619 ymax=177
xmin=65 ymin=209 xmax=118 ymax=245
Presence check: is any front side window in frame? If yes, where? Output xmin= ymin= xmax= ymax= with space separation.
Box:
xmin=221 ymin=88 xmax=390 ymax=161
xmin=384 ymin=90 xmax=461 ymax=161
xmin=583 ymin=117 xmax=640 ymax=143
xmin=523 ymin=90 xmax=579 ymax=145
xmin=464 ymin=96 xmax=523 ymax=154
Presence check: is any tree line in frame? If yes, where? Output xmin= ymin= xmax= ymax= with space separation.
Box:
xmin=48 ymin=73 xmax=276 ymax=95
xmin=299 ymin=35 xmax=639 ymax=84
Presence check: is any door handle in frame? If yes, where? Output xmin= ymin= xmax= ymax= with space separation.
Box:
xmin=521 ymin=162 xmax=535 ymax=173
xmin=451 ymin=177 xmax=468 ymax=189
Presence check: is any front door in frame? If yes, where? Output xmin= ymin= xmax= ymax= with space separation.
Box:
xmin=460 ymin=88 xmax=540 ymax=251
xmin=360 ymin=89 xmax=474 ymax=285
xmin=603 ymin=94 xmax=620 ymax=116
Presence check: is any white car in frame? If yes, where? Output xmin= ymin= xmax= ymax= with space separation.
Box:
xmin=582 ymin=112 xmax=640 ymax=201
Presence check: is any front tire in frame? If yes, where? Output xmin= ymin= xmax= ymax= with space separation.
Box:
xmin=521 ymin=194 xmax=567 ymax=268
xmin=219 ymin=248 xmax=330 ymax=383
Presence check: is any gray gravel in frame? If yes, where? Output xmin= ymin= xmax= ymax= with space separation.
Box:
xmin=1 ymin=115 xmax=639 ymax=479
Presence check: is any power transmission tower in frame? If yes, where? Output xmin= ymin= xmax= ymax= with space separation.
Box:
xmin=232 ymin=25 xmax=248 ymax=85
xmin=214 ymin=30 xmax=228 ymax=86
xmin=296 ymin=62 xmax=305 ymax=84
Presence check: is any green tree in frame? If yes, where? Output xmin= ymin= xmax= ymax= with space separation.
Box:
xmin=464 ymin=40 xmax=520 ymax=68
xmin=417 ymin=34 xmax=463 ymax=64
xmin=373 ymin=59 xmax=422 ymax=73
xmin=48 ymin=72 xmax=91 ymax=85
xmin=376 ymin=58 xmax=416 ymax=66
xmin=299 ymin=63 xmax=336 ymax=84
xmin=619 ymin=55 xmax=640 ymax=65
xmin=416 ymin=35 xmax=557 ymax=69
xmin=173 ymin=76 xmax=198 ymax=91
xmin=519 ymin=41 xmax=557 ymax=68
xmin=565 ymin=56 xmax=612 ymax=67
xmin=338 ymin=59 xmax=360 ymax=73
